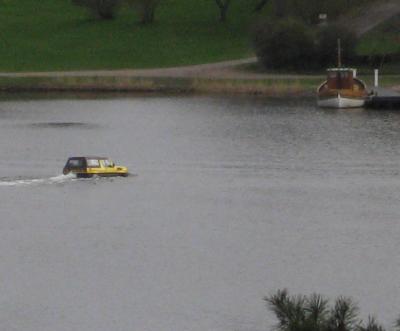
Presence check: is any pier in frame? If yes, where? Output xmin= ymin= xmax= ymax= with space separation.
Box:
xmin=365 ymin=87 xmax=400 ymax=109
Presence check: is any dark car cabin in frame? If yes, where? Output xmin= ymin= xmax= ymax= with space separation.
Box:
xmin=63 ymin=157 xmax=87 ymax=174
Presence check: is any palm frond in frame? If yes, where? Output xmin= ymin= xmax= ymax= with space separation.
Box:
xmin=306 ymin=293 xmax=329 ymax=325
xmin=329 ymin=296 xmax=359 ymax=331
xmin=264 ymin=289 xmax=308 ymax=331
xmin=358 ymin=316 xmax=386 ymax=331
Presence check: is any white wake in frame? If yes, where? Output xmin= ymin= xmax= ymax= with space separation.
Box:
xmin=0 ymin=173 xmax=77 ymax=187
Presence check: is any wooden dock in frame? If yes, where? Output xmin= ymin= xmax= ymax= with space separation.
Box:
xmin=365 ymin=87 xmax=400 ymax=109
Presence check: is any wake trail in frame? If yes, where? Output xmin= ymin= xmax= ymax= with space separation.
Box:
xmin=0 ymin=173 xmax=77 ymax=187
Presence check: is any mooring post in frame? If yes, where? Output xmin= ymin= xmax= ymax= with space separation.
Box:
xmin=374 ymin=69 xmax=379 ymax=87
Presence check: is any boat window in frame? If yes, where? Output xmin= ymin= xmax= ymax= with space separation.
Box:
xmin=87 ymin=159 xmax=100 ymax=167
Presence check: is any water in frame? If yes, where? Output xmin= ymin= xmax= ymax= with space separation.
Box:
xmin=1 ymin=94 xmax=400 ymax=331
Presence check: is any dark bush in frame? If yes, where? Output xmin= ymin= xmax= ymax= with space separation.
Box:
xmin=315 ymin=24 xmax=357 ymax=67
xmin=72 ymin=0 xmax=121 ymax=19
xmin=253 ymin=19 xmax=316 ymax=71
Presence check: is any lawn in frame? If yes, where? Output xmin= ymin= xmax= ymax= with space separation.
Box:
xmin=0 ymin=0 xmax=257 ymax=71
xmin=356 ymin=14 xmax=400 ymax=56
xmin=1 ymin=0 xmax=398 ymax=73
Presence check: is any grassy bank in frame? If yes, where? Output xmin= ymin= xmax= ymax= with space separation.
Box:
xmin=0 ymin=0 xmax=256 ymax=72
xmin=0 ymin=76 xmax=320 ymax=95
xmin=357 ymin=14 xmax=400 ymax=56
xmin=0 ymin=74 xmax=398 ymax=96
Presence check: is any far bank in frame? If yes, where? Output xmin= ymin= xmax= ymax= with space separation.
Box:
xmin=0 ymin=74 xmax=398 ymax=97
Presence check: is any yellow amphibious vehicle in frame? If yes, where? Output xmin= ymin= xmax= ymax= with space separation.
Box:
xmin=63 ymin=156 xmax=129 ymax=178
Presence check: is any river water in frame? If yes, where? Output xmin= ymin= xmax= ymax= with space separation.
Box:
xmin=1 ymin=94 xmax=400 ymax=331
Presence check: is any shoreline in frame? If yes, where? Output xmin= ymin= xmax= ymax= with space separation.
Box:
xmin=0 ymin=71 xmax=398 ymax=97
xmin=0 ymin=75 xmax=333 ymax=97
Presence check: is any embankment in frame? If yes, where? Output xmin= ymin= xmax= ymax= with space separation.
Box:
xmin=0 ymin=75 xmax=322 ymax=96
xmin=0 ymin=74 xmax=399 ymax=96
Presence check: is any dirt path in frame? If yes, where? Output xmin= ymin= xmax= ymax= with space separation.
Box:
xmin=0 ymin=58 xmax=258 ymax=79
xmin=0 ymin=57 xmax=322 ymax=80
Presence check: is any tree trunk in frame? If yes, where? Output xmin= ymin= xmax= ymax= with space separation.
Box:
xmin=275 ymin=0 xmax=286 ymax=18
xmin=253 ymin=0 xmax=270 ymax=12
xmin=219 ymin=5 xmax=227 ymax=21
xmin=140 ymin=6 xmax=152 ymax=23
xmin=97 ymin=0 xmax=117 ymax=19
xmin=214 ymin=0 xmax=231 ymax=22
xmin=139 ymin=1 xmax=158 ymax=24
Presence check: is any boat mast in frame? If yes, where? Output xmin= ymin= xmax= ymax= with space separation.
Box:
xmin=337 ymin=38 xmax=341 ymax=68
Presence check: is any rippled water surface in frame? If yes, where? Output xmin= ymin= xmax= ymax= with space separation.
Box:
xmin=1 ymin=94 xmax=400 ymax=331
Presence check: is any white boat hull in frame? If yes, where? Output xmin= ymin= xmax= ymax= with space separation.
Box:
xmin=317 ymin=94 xmax=365 ymax=108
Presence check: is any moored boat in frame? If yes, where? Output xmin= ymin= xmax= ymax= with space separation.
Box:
xmin=317 ymin=39 xmax=368 ymax=108
xmin=317 ymin=68 xmax=368 ymax=108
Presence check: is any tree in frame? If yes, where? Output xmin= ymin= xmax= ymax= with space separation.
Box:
xmin=253 ymin=18 xmax=316 ymax=70
xmin=214 ymin=0 xmax=231 ymax=22
xmin=72 ymin=0 xmax=121 ymax=19
xmin=265 ymin=290 xmax=360 ymax=331
xmin=127 ymin=0 xmax=161 ymax=24
xmin=328 ymin=297 xmax=359 ymax=331
xmin=266 ymin=290 xmax=400 ymax=331
xmin=265 ymin=290 xmax=329 ymax=331
xmin=357 ymin=317 xmax=385 ymax=331
xmin=315 ymin=24 xmax=357 ymax=67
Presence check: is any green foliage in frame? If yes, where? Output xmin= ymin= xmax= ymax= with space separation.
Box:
xmin=254 ymin=21 xmax=358 ymax=70
xmin=253 ymin=19 xmax=316 ymax=70
xmin=307 ymin=294 xmax=330 ymax=327
xmin=265 ymin=290 xmax=330 ymax=331
xmin=265 ymin=290 xmax=400 ymax=331
xmin=356 ymin=15 xmax=400 ymax=56
xmin=357 ymin=317 xmax=386 ymax=331
xmin=71 ymin=0 xmax=121 ymax=19
xmin=316 ymin=24 xmax=357 ymax=67
xmin=328 ymin=297 xmax=359 ymax=331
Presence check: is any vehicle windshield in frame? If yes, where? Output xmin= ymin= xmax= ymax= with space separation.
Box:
xmin=103 ymin=159 xmax=114 ymax=167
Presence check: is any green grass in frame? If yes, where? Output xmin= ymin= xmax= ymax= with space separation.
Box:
xmin=357 ymin=14 xmax=400 ymax=55
xmin=0 ymin=0 xmax=398 ymax=73
xmin=0 ymin=0 xmax=257 ymax=72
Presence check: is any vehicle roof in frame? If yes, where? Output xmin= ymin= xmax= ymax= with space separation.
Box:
xmin=68 ymin=156 xmax=109 ymax=160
